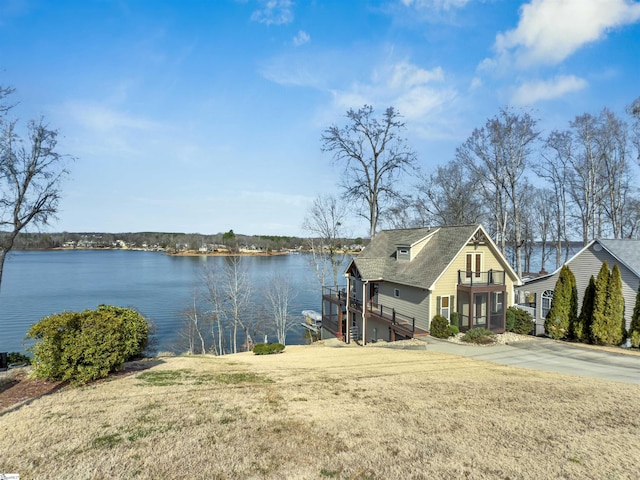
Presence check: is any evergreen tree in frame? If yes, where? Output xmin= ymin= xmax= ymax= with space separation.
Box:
xmin=591 ymin=262 xmax=611 ymax=345
xmin=545 ymin=265 xmax=574 ymax=339
xmin=575 ymin=276 xmax=596 ymax=343
xmin=567 ymin=266 xmax=578 ymax=338
xmin=601 ymin=264 xmax=625 ymax=345
xmin=629 ymin=283 xmax=640 ymax=347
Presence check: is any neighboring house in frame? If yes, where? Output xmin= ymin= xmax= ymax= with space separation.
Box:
xmin=517 ymin=239 xmax=640 ymax=334
xmin=321 ymin=224 xmax=521 ymax=344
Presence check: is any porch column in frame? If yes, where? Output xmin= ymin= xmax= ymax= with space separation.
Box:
xmin=345 ymin=275 xmax=351 ymax=343
xmin=362 ymin=281 xmax=368 ymax=345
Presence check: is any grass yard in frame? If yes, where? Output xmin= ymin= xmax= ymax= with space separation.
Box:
xmin=1 ymin=342 xmax=639 ymax=479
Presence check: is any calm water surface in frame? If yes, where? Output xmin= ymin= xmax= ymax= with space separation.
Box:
xmin=0 ymin=250 xmax=323 ymax=353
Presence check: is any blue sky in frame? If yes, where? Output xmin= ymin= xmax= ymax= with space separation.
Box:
xmin=1 ymin=0 xmax=639 ymax=237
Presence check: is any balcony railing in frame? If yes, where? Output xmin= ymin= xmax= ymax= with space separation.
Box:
xmin=458 ymin=269 xmax=505 ymax=286
xmin=322 ymin=286 xmax=348 ymax=302
xmin=349 ymin=297 xmax=416 ymax=334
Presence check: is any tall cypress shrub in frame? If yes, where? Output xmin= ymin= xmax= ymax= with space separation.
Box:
xmin=591 ymin=262 xmax=611 ymax=345
xmin=567 ymin=266 xmax=578 ymax=338
xmin=601 ymin=264 xmax=625 ymax=345
xmin=575 ymin=276 xmax=596 ymax=343
xmin=545 ymin=266 xmax=574 ymax=339
xmin=629 ymin=283 xmax=640 ymax=347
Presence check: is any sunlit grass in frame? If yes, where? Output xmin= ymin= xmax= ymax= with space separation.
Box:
xmin=1 ymin=347 xmax=639 ymax=479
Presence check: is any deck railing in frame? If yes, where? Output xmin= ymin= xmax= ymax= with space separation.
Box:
xmin=458 ymin=269 xmax=505 ymax=286
xmin=322 ymin=286 xmax=348 ymax=301
xmin=349 ymin=297 xmax=415 ymax=334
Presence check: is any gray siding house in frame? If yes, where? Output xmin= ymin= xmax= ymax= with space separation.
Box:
xmin=518 ymin=239 xmax=640 ymax=333
xmin=321 ymin=224 xmax=521 ymax=344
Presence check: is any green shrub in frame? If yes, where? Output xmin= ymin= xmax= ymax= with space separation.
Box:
xmin=449 ymin=325 xmax=459 ymax=336
xmin=450 ymin=311 xmax=459 ymax=328
xmin=253 ymin=344 xmax=269 ymax=355
xmin=506 ymin=308 xmax=516 ymax=332
xmin=8 ymin=352 xmax=31 ymax=365
xmin=629 ymin=283 xmax=640 ymax=348
xmin=545 ymin=265 xmax=577 ymax=340
xmin=506 ymin=306 xmax=534 ymax=335
xmin=462 ymin=327 xmax=495 ymax=345
xmin=430 ymin=315 xmax=451 ymax=338
xmin=252 ymin=343 xmax=285 ymax=355
xmin=26 ymin=305 xmax=149 ymax=385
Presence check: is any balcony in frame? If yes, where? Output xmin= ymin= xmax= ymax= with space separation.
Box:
xmin=321 ymin=286 xmax=428 ymax=339
xmin=458 ymin=269 xmax=505 ymax=287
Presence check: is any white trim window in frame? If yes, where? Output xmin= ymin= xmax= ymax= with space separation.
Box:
xmin=541 ymin=290 xmax=554 ymax=319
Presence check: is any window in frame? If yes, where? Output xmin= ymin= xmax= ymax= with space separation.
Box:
xmin=441 ymin=296 xmax=449 ymax=320
xmin=437 ymin=295 xmax=454 ymax=320
xmin=541 ymin=290 xmax=554 ymax=319
xmin=466 ymin=253 xmax=482 ymax=278
xmin=394 ymin=288 xmax=400 ymax=298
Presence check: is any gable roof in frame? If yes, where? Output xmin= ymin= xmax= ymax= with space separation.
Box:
xmin=349 ymin=224 xmax=518 ymax=289
xmin=524 ymin=238 xmax=640 ymax=286
xmin=596 ymin=239 xmax=640 ymax=278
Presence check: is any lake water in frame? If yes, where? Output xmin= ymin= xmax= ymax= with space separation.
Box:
xmin=0 ymin=250 xmax=326 ymax=354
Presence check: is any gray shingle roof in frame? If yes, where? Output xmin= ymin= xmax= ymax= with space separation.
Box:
xmin=598 ymin=239 xmax=640 ymax=278
xmin=353 ymin=224 xmax=481 ymax=288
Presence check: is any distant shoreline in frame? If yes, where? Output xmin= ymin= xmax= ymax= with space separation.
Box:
xmin=30 ymin=247 xmax=296 ymax=257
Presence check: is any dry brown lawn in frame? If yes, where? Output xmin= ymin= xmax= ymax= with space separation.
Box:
xmin=1 ymin=342 xmax=639 ymax=479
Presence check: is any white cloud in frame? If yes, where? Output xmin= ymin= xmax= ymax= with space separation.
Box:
xmin=330 ymin=61 xmax=455 ymax=121
xmin=293 ymin=30 xmax=310 ymax=46
xmin=494 ymin=0 xmax=640 ymax=68
xmin=511 ymin=75 xmax=588 ymax=105
xmin=251 ymin=0 xmax=294 ymax=26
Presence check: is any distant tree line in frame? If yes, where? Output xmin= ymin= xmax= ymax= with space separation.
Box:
xmin=6 ymin=231 xmax=312 ymax=252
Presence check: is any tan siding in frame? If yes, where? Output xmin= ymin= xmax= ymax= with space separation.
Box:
xmin=430 ymin=244 xmax=518 ymax=325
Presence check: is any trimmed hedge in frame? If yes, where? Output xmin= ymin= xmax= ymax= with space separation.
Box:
xmin=253 ymin=343 xmax=285 ymax=355
xmin=430 ymin=315 xmax=451 ymax=339
xmin=26 ymin=305 xmax=149 ymax=384
xmin=506 ymin=306 xmax=534 ymax=335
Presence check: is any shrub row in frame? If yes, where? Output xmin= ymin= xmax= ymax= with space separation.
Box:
xmin=252 ymin=343 xmax=285 ymax=355
xmin=26 ymin=305 xmax=149 ymax=384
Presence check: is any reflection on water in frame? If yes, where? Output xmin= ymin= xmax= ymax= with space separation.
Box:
xmin=0 ymin=250 xmax=329 ymax=353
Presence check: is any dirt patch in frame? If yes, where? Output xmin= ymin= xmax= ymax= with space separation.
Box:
xmin=0 ymin=369 xmax=64 ymax=411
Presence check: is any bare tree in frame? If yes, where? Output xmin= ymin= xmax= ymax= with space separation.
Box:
xmin=0 ymin=86 xmax=71 ymax=289
xmin=627 ymin=96 xmax=640 ymax=163
xmin=180 ymin=290 xmax=207 ymax=354
xmin=264 ymin=273 xmax=298 ymax=345
xmin=201 ymin=262 xmax=226 ymax=355
xmin=597 ymin=109 xmax=633 ymax=238
xmin=414 ymin=157 xmax=485 ymax=226
xmin=222 ymin=256 xmax=253 ymax=353
xmin=321 ymin=105 xmax=417 ymax=238
xmin=302 ymin=194 xmax=348 ymax=289
xmin=457 ymin=107 xmax=539 ymax=277
xmin=539 ymin=130 xmax=573 ymax=266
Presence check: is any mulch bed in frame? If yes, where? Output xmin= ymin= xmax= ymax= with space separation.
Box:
xmin=0 ymin=369 xmax=65 ymax=412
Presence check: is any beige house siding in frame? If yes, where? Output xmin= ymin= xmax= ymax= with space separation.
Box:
xmin=523 ymin=243 xmax=639 ymax=331
xmin=430 ymin=243 xmax=518 ymax=324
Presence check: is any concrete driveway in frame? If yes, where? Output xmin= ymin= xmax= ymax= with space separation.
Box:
xmin=424 ymin=336 xmax=640 ymax=384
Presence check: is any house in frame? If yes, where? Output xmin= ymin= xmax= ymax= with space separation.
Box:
xmin=321 ymin=224 xmax=521 ymax=344
xmin=517 ymin=239 xmax=640 ymax=334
